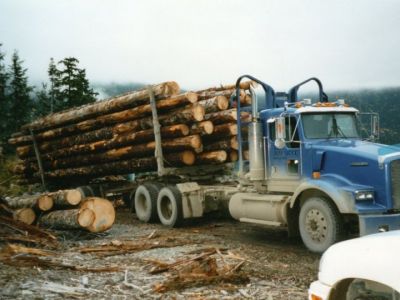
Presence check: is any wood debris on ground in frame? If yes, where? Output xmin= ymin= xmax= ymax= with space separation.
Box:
xmin=0 ymin=215 xmax=58 ymax=248
xmin=0 ymin=242 xmax=121 ymax=272
xmin=146 ymin=247 xmax=250 ymax=293
xmin=75 ymin=232 xmax=193 ymax=257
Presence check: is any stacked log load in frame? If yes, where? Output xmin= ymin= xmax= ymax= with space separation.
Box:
xmin=0 ymin=189 xmax=115 ymax=233
xmin=9 ymin=81 xmax=254 ymax=184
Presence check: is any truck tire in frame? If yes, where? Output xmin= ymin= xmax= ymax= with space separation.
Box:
xmin=299 ymin=197 xmax=343 ymax=253
xmin=157 ymin=186 xmax=183 ymax=227
xmin=134 ymin=183 xmax=161 ymax=223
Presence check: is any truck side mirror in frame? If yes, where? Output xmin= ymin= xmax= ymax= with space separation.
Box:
xmin=274 ymin=117 xmax=286 ymax=149
xmin=372 ymin=115 xmax=379 ymax=141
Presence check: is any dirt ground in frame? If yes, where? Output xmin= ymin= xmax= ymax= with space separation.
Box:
xmin=0 ymin=208 xmax=320 ymax=300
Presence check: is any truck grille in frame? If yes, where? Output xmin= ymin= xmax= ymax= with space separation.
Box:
xmin=391 ymin=160 xmax=400 ymax=209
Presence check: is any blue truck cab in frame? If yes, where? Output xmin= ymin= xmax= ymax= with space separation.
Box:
xmin=228 ymin=76 xmax=400 ymax=253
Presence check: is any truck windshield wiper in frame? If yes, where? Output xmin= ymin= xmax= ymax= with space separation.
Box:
xmin=328 ymin=115 xmax=347 ymax=139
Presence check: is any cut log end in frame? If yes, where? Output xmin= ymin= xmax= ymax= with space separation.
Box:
xmin=37 ymin=195 xmax=54 ymax=211
xmin=199 ymin=121 xmax=214 ymax=135
xmin=216 ymin=96 xmax=229 ymax=110
xmin=78 ymin=208 xmax=95 ymax=227
xmin=165 ymin=81 xmax=180 ymax=96
xmin=182 ymin=150 xmax=196 ymax=165
xmin=192 ymin=104 xmax=205 ymax=122
xmin=14 ymin=208 xmax=36 ymax=225
xmin=229 ymin=150 xmax=238 ymax=162
xmin=65 ymin=189 xmax=83 ymax=205
xmin=185 ymin=92 xmax=198 ymax=103
xmin=80 ymin=197 xmax=116 ymax=233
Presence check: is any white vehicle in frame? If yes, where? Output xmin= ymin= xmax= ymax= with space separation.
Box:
xmin=309 ymin=230 xmax=400 ymax=300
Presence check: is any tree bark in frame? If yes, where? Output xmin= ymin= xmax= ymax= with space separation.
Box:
xmin=196 ymin=81 xmax=255 ymax=93
xmin=197 ymin=88 xmax=247 ymax=102
xmin=17 ymin=124 xmax=189 ymax=159
xmin=211 ymin=123 xmax=238 ymax=136
xmin=26 ymin=135 xmax=202 ymax=170
xmin=9 ymin=97 xmax=201 ymax=147
xmin=3 ymin=194 xmax=54 ymax=211
xmin=20 ymin=81 xmax=180 ymax=133
xmin=196 ymin=96 xmax=229 ymax=113
xmin=203 ymin=136 xmax=239 ymax=152
xmin=48 ymin=189 xmax=83 ymax=206
xmin=190 ymin=121 xmax=214 ymax=135
xmin=80 ymin=197 xmax=115 ymax=233
xmin=196 ymin=151 xmax=227 ymax=165
xmin=39 ymin=208 xmax=95 ymax=230
xmin=36 ymin=151 xmax=195 ymax=179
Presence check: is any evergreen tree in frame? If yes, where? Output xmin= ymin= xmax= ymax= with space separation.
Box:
xmin=33 ymin=83 xmax=51 ymax=118
xmin=48 ymin=57 xmax=60 ymax=112
xmin=8 ymin=51 xmax=34 ymax=132
xmin=56 ymin=57 xmax=97 ymax=110
xmin=0 ymin=44 xmax=10 ymax=149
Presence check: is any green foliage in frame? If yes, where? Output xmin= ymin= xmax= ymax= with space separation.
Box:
xmin=332 ymin=88 xmax=400 ymax=145
xmin=0 ymin=155 xmax=31 ymax=196
xmin=33 ymin=83 xmax=52 ymax=119
xmin=8 ymin=51 xmax=34 ymax=131
xmin=57 ymin=57 xmax=97 ymax=109
xmin=0 ymin=44 xmax=10 ymax=150
xmin=33 ymin=57 xmax=98 ymax=117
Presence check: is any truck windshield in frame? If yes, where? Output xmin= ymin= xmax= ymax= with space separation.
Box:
xmin=302 ymin=113 xmax=360 ymax=139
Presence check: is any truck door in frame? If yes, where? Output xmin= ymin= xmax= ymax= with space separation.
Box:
xmin=267 ymin=115 xmax=301 ymax=191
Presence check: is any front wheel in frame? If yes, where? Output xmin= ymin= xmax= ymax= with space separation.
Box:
xmin=299 ymin=197 xmax=343 ymax=253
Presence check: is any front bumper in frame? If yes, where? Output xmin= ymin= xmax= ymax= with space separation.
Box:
xmin=308 ymin=280 xmax=332 ymax=300
xmin=359 ymin=213 xmax=400 ymax=236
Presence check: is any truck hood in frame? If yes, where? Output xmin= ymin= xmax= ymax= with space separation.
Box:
xmin=309 ymin=139 xmax=400 ymax=163
xmin=306 ymin=140 xmax=400 ymax=210
xmin=319 ymin=230 xmax=400 ymax=291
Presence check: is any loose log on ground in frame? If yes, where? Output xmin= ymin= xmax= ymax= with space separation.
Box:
xmin=190 ymin=121 xmax=214 ymax=135
xmin=20 ymin=82 xmax=180 ymax=133
xmin=36 ymin=151 xmax=195 ymax=179
xmin=80 ymin=197 xmax=115 ymax=233
xmin=203 ymin=136 xmax=239 ymax=152
xmin=196 ymin=151 xmax=227 ymax=165
xmin=48 ymin=189 xmax=83 ymax=206
xmin=13 ymin=208 xmax=36 ymax=225
xmin=40 ymin=208 xmax=95 ymax=230
xmin=3 ymin=194 xmax=53 ymax=211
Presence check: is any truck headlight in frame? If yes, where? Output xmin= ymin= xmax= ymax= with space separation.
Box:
xmin=355 ymin=190 xmax=374 ymax=201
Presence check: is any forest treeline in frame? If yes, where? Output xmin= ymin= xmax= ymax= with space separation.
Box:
xmin=0 ymin=42 xmax=399 ymax=157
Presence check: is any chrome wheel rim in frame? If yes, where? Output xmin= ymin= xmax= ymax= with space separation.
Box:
xmin=305 ymin=208 xmax=328 ymax=242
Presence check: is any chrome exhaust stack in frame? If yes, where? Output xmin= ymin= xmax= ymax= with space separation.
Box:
xmin=247 ymin=87 xmax=265 ymax=181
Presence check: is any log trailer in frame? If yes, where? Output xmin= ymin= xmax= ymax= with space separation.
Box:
xmin=112 ymin=75 xmax=400 ymax=253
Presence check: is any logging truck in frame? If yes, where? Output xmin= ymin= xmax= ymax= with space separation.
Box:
xmin=9 ymin=77 xmax=400 ymax=253
xmin=121 ymin=76 xmax=400 ymax=253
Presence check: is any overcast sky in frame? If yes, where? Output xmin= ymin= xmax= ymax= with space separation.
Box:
xmin=0 ymin=0 xmax=399 ymax=92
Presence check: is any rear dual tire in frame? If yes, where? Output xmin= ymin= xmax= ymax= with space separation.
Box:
xmin=134 ymin=183 xmax=163 ymax=223
xmin=157 ymin=186 xmax=183 ymax=228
